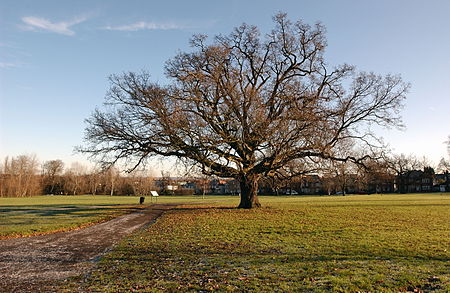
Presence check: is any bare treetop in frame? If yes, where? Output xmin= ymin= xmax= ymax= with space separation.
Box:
xmin=80 ymin=13 xmax=409 ymax=208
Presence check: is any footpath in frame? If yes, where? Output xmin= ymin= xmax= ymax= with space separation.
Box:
xmin=0 ymin=204 xmax=176 ymax=292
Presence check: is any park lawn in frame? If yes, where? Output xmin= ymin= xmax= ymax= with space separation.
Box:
xmin=0 ymin=195 xmax=233 ymax=238
xmin=67 ymin=193 xmax=450 ymax=292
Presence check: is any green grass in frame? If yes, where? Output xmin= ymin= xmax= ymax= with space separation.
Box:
xmin=66 ymin=193 xmax=450 ymax=292
xmin=0 ymin=195 xmax=232 ymax=238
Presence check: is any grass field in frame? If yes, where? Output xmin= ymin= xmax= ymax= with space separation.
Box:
xmin=0 ymin=195 xmax=235 ymax=238
xmin=0 ymin=195 xmax=133 ymax=238
xmin=65 ymin=193 xmax=450 ymax=292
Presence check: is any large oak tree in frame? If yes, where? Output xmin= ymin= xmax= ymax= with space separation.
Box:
xmin=80 ymin=13 xmax=408 ymax=208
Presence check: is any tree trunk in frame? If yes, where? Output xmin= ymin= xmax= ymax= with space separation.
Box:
xmin=238 ymin=174 xmax=261 ymax=209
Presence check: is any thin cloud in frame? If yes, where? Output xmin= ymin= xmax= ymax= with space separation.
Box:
xmin=428 ymin=106 xmax=436 ymax=112
xmin=0 ymin=42 xmax=14 ymax=48
xmin=21 ymin=16 xmax=87 ymax=36
xmin=0 ymin=62 xmax=21 ymax=69
xmin=104 ymin=21 xmax=185 ymax=31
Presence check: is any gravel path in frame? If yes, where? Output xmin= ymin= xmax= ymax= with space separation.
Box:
xmin=0 ymin=204 xmax=176 ymax=292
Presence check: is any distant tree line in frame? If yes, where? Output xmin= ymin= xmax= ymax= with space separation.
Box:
xmin=258 ymin=153 xmax=450 ymax=195
xmin=1 ymin=152 xmax=448 ymax=197
xmin=0 ymin=155 xmax=155 ymax=197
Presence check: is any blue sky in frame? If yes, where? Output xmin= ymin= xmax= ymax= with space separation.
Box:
xmin=1 ymin=0 xmax=449 ymax=170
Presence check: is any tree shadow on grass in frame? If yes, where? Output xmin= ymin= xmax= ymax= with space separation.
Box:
xmin=0 ymin=206 xmax=144 ymax=236
xmin=172 ymin=206 xmax=237 ymax=212
xmin=0 ymin=203 xmax=128 ymax=212
xmin=304 ymin=202 xmax=450 ymax=208
xmin=107 ymin=243 xmax=450 ymax=266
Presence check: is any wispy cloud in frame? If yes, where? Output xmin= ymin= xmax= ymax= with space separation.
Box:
xmin=104 ymin=21 xmax=185 ymax=31
xmin=20 ymin=16 xmax=87 ymax=36
xmin=0 ymin=62 xmax=22 ymax=69
xmin=0 ymin=42 xmax=14 ymax=48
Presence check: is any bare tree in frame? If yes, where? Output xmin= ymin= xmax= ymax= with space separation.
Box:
xmin=321 ymin=174 xmax=336 ymax=196
xmin=0 ymin=155 xmax=40 ymax=197
xmin=359 ymin=157 xmax=394 ymax=193
xmin=264 ymin=160 xmax=317 ymax=194
xmin=129 ymin=169 xmax=155 ymax=196
xmin=64 ymin=162 xmax=87 ymax=195
xmin=80 ymin=13 xmax=408 ymax=208
xmin=0 ymin=158 xmax=9 ymax=197
xmin=85 ymin=166 xmax=101 ymax=195
xmin=42 ymin=159 xmax=64 ymax=194
xmin=386 ymin=153 xmax=421 ymax=193
xmin=437 ymin=158 xmax=450 ymax=174
xmin=104 ymin=166 xmax=120 ymax=196
xmin=197 ymin=173 xmax=211 ymax=197
xmin=322 ymin=140 xmax=359 ymax=195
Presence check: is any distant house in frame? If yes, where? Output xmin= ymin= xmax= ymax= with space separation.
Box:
xmin=209 ymin=178 xmax=240 ymax=195
xmin=209 ymin=178 xmax=227 ymax=194
xmin=300 ymin=175 xmax=323 ymax=194
xmin=224 ymin=179 xmax=240 ymax=195
xmin=397 ymin=169 xmax=434 ymax=193
xmin=366 ymin=171 xmax=395 ymax=194
xmin=367 ymin=178 xmax=395 ymax=194
xmin=153 ymin=177 xmax=196 ymax=195
xmin=433 ymin=172 xmax=450 ymax=192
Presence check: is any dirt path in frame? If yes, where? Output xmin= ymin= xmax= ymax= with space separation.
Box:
xmin=0 ymin=204 xmax=176 ymax=292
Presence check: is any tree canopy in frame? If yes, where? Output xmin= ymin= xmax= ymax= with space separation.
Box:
xmin=80 ymin=13 xmax=409 ymax=208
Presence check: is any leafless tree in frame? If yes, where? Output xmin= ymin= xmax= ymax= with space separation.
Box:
xmin=358 ymin=157 xmax=394 ymax=193
xmin=321 ymin=140 xmax=360 ymax=195
xmin=79 ymin=13 xmax=408 ymax=208
xmin=386 ymin=153 xmax=422 ymax=193
xmin=85 ymin=166 xmax=102 ymax=195
xmin=196 ymin=173 xmax=211 ymax=197
xmin=264 ymin=160 xmax=317 ymax=194
xmin=0 ymin=155 xmax=40 ymax=197
xmin=64 ymin=162 xmax=87 ymax=195
xmin=129 ymin=169 xmax=155 ymax=196
xmin=42 ymin=159 xmax=64 ymax=194
xmin=42 ymin=160 xmax=64 ymax=177
xmin=437 ymin=158 xmax=450 ymax=174
xmin=321 ymin=174 xmax=336 ymax=196
xmin=103 ymin=166 xmax=120 ymax=196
